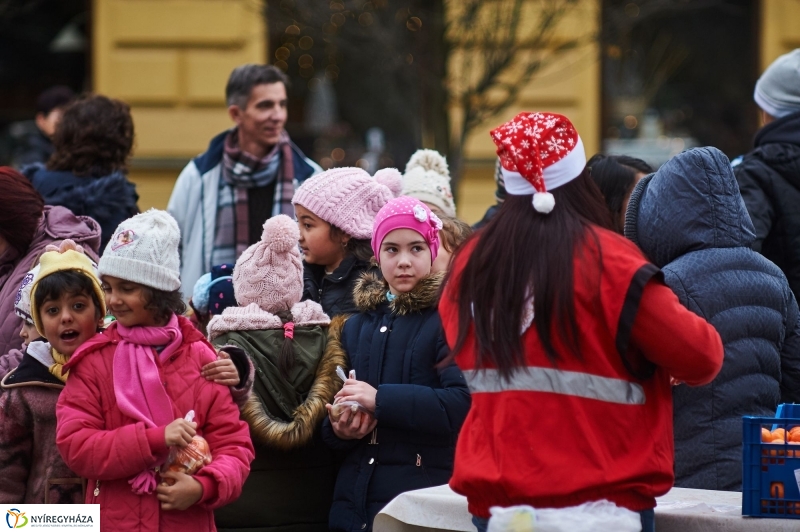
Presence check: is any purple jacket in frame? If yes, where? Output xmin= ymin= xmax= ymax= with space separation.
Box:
xmin=0 ymin=206 xmax=101 ymax=355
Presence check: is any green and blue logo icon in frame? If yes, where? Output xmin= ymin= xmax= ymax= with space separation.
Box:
xmin=5 ymin=509 xmax=27 ymax=529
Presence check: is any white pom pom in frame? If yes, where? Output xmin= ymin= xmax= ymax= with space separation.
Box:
xmin=532 ymin=192 xmax=555 ymax=213
xmin=405 ymin=149 xmax=450 ymax=178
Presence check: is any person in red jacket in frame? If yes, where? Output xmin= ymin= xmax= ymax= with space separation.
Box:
xmin=56 ymin=209 xmax=254 ymax=532
xmin=439 ymin=112 xmax=724 ymax=532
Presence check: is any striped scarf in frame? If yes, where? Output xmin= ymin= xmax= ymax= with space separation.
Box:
xmin=214 ymin=129 xmax=295 ymax=265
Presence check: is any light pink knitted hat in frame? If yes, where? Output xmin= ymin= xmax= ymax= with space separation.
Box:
xmin=233 ymin=214 xmax=302 ymax=313
xmin=292 ymin=167 xmax=403 ymax=239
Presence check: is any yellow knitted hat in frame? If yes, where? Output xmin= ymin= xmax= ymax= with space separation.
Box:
xmin=30 ymin=240 xmax=106 ymax=337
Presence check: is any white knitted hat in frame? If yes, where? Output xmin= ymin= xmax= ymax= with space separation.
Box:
xmin=402 ymin=149 xmax=456 ymax=217
xmin=14 ymin=264 xmax=41 ymax=325
xmin=99 ymin=209 xmax=182 ymax=291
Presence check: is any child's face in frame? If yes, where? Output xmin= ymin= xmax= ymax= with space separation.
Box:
xmin=101 ymin=276 xmax=158 ymax=328
xmin=379 ymin=228 xmax=432 ymax=295
xmin=295 ymin=204 xmax=347 ymax=269
xmin=19 ymin=320 xmax=39 ymax=346
xmin=431 ymin=231 xmax=453 ymax=274
xmin=39 ymin=292 xmax=100 ymax=356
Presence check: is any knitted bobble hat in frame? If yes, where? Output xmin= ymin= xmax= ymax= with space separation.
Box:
xmin=98 ymin=209 xmax=181 ymax=291
xmin=292 ymin=166 xmax=402 ymax=239
xmin=402 ymin=149 xmax=456 ymax=217
xmin=14 ymin=263 xmax=41 ymax=325
xmin=233 ymin=214 xmax=303 ymax=313
xmin=371 ymin=196 xmax=443 ymax=264
xmin=491 ymin=112 xmax=586 ymax=214
xmin=30 ymin=240 xmax=106 ymax=336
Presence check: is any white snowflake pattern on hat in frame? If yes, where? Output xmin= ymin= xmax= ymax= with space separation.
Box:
xmin=490 ymin=112 xmax=586 ymax=214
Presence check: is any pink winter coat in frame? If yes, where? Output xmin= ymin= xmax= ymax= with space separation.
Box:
xmin=56 ymin=316 xmax=254 ymax=532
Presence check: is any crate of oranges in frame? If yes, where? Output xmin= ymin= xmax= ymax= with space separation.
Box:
xmin=743 ymin=406 xmax=800 ymax=518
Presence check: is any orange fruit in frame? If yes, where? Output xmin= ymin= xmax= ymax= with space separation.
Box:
xmin=770 ymin=440 xmax=786 ymax=456
xmin=789 ymin=427 xmax=800 ymax=442
xmin=763 ymin=428 xmax=774 ymax=442
xmin=773 ymin=428 xmax=787 ymax=441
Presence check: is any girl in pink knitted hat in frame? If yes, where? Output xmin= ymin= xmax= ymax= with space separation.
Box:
xmin=321 ymin=196 xmax=471 ymax=532
xmin=292 ymin=167 xmax=402 ymax=316
xmin=207 ymin=214 xmax=339 ymax=531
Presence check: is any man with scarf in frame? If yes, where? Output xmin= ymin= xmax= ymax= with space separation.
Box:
xmin=168 ymin=64 xmax=321 ymax=297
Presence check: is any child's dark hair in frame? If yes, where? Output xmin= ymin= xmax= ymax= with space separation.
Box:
xmin=439 ymin=216 xmax=473 ymax=253
xmin=34 ymin=270 xmax=103 ymax=319
xmin=587 ymin=153 xmax=653 ymax=233
xmin=140 ymin=286 xmax=187 ymax=325
xmin=275 ymin=310 xmax=295 ymax=380
xmin=329 ymin=225 xmax=374 ymax=263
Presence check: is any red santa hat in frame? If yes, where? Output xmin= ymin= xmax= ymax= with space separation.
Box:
xmin=490 ymin=112 xmax=585 ymax=214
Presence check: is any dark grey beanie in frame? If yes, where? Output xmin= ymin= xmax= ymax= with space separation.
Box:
xmin=623 ymin=172 xmax=655 ymax=247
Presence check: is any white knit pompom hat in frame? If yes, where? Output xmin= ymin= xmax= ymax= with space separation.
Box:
xmin=99 ymin=209 xmax=182 ymax=291
xmin=402 ymin=149 xmax=456 ymax=217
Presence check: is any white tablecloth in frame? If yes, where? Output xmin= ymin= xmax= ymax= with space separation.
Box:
xmin=374 ymin=485 xmax=800 ymax=532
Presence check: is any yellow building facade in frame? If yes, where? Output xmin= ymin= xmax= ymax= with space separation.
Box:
xmin=95 ymin=0 xmax=800 ymax=224
xmin=93 ymin=0 xmax=266 ymax=211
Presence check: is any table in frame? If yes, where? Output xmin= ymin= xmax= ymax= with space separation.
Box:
xmin=374 ymin=485 xmax=799 ymax=532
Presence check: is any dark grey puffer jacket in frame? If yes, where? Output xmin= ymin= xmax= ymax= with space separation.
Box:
xmin=625 ymin=146 xmax=800 ymax=491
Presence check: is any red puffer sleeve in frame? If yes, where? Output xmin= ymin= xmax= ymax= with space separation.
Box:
xmin=55 ymin=352 xmax=168 ymax=480
xmin=632 ymin=278 xmax=724 ymax=386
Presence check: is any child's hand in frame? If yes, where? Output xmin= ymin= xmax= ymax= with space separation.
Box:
xmin=201 ymin=351 xmax=240 ymax=387
xmin=326 ymin=404 xmax=377 ymax=440
xmin=157 ymin=471 xmax=203 ymax=510
xmin=335 ymin=379 xmax=378 ymax=411
xmin=165 ymin=418 xmax=197 ymax=447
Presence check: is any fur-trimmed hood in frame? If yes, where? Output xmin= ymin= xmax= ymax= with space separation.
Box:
xmin=353 ymin=271 xmax=445 ymax=315
xmin=217 ymin=316 xmax=347 ymax=451
xmin=207 ymin=300 xmax=330 ymax=342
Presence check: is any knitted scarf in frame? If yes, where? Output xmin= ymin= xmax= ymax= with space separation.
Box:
xmin=214 ymin=129 xmax=295 ymax=264
xmin=113 ymin=313 xmax=183 ymax=495
xmin=49 ymin=349 xmax=70 ymax=383
xmin=26 ymin=340 xmax=69 ymax=382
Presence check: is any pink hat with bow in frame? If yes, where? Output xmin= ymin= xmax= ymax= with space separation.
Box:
xmin=371 ymin=196 xmax=443 ymax=264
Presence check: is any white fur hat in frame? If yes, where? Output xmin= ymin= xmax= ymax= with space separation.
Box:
xmin=402 ymin=149 xmax=456 ymax=217
xmin=99 ymin=209 xmax=182 ymax=291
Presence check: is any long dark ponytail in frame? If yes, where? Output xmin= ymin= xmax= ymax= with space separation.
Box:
xmin=445 ymin=169 xmax=614 ymax=380
xmin=275 ymin=310 xmax=295 ymax=380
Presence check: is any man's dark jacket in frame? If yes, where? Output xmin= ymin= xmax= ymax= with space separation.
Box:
xmin=734 ymin=110 xmax=800 ymax=302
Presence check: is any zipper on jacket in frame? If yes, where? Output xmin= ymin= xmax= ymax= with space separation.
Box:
xmin=369 ymin=428 xmax=378 ymax=445
xmin=93 ymin=480 xmax=100 ymax=497
xmin=416 ymin=454 xmax=422 ymax=467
